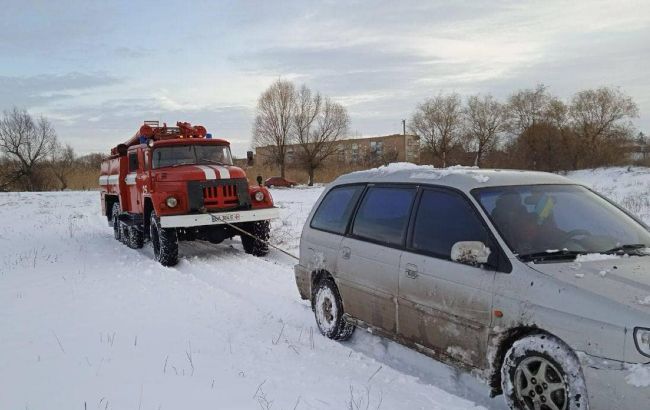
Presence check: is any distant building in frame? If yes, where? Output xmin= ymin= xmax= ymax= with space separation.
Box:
xmin=255 ymin=133 xmax=420 ymax=167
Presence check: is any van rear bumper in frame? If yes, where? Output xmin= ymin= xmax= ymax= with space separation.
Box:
xmin=160 ymin=207 xmax=279 ymax=228
xmin=294 ymin=264 xmax=311 ymax=300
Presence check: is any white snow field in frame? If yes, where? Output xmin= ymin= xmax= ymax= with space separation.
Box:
xmin=1 ymin=167 xmax=649 ymax=410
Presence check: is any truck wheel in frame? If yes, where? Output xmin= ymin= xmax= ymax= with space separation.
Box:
xmin=241 ymin=220 xmax=270 ymax=256
xmin=112 ymin=203 xmax=121 ymax=241
xmin=501 ymin=334 xmax=588 ymax=410
xmin=313 ymin=277 xmax=355 ymax=341
xmin=150 ymin=213 xmax=178 ymax=266
xmin=127 ymin=225 xmax=144 ymax=249
xmin=119 ymin=222 xmax=130 ymax=245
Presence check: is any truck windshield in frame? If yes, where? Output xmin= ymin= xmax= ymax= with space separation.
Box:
xmin=473 ymin=184 xmax=650 ymax=260
xmin=152 ymin=145 xmax=233 ymax=169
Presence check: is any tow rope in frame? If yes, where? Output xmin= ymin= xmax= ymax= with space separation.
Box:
xmin=207 ymin=213 xmax=300 ymax=261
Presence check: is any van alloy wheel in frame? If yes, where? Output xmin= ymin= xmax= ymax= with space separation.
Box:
xmin=514 ymin=356 xmax=568 ymax=410
xmin=501 ymin=334 xmax=588 ymax=410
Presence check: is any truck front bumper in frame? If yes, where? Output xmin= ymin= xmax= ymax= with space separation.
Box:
xmin=159 ymin=207 xmax=279 ymax=228
xmin=578 ymin=352 xmax=650 ymax=410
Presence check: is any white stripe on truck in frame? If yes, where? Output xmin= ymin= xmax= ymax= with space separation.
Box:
xmin=125 ymin=173 xmax=137 ymax=185
xmin=212 ymin=165 xmax=230 ymax=179
xmin=99 ymin=174 xmax=120 ymax=186
xmin=195 ymin=165 xmax=217 ymax=180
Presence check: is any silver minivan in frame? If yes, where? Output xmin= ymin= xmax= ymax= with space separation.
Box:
xmin=294 ymin=166 xmax=650 ymax=410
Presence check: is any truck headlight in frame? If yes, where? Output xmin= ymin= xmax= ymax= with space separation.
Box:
xmin=166 ymin=196 xmax=178 ymax=208
xmin=634 ymin=327 xmax=650 ymax=357
xmin=254 ymin=191 xmax=265 ymax=202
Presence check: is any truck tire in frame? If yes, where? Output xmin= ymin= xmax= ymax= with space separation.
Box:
xmin=120 ymin=222 xmax=130 ymax=245
xmin=112 ymin=203 xmax=121 ymax=241
xmin=150 ymin=213 xmax=178 ymax=266
xmin=501 ymin=334 xmax=589 ymax=410
xmin=127 ymin=225 xmax=144 ymax=249
xmin=312 ymin=277 xmax=355 ymax=341
xmin=241 ymin=220 xmax=270 ymax=256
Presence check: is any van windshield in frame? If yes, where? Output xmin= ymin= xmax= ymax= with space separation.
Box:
xmin=473 ymin=184 xmax=650 ymax=260
xmin=152 ymin=145 xmax=233 ymax=169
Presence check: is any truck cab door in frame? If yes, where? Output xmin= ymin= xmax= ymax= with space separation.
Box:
xmin=136 ymin=149 xmax=150 ymax=210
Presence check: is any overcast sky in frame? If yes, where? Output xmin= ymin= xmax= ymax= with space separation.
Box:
xmin=2 ymin=0 xmax=649 ymax=157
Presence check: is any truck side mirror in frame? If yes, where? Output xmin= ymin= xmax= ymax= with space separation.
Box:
xmin=451 ymin=241 xmax=491 ymax=266
xmin=247 ymin=150 xmax=254 ymax=166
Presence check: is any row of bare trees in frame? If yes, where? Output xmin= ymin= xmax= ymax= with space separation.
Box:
xmin=410 ymin=85 xmax=639 ymax=170
xmin=252 ymin=79 xmax=350 ymax=185
xmin=0 ymin=108 xmax=81 ymax=191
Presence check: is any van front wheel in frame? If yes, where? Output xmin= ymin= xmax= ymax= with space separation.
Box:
xmin=313 ymin=278 xmax=354 ymax=341
xmin=501 ymin=334 xmax=588 ymax=410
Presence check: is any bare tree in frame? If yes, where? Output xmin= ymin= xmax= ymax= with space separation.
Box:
xmin=507 ymin=84 xmax=552 ymax=135
xmin=568 ymin=87 xmax=638 ymax=167
xmin=464 ymin=94 xmax=508 ymax=167
xmin=295 ymin=88 xmax=349 ymax=185
xmin=409 ymin=93 xmax=463 ymax=167
xmin=50 ymin=142 xmax=76 ymax=190
xmin=252 ymin=79 xmax=296 ymax=178
xmin=0 ymin=108 xmax=58 ymax=191
xmin=506 ymin=85 xmax=553 ymax=170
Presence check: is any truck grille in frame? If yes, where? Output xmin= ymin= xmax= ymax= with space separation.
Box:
xmin=202 ymin=183 xmax=239 ymax=208
xmin=187 ymin=178 xmax=251 ymax=212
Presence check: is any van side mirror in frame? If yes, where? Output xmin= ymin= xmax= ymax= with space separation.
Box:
xmin=451 ymin=241 xmax=491 ymax=266
xmin=246 ymin=150 xmax=254 ymax=166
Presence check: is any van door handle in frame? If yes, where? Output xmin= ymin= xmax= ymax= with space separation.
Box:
xmin=341 ymin=247 xmax=351 ymax=260
xmin=405 ymin=264 xmax=419 ymax=279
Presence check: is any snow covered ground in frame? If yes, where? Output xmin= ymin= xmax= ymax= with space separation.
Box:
xmin=1 ymin=167 xmax=649 ymax=410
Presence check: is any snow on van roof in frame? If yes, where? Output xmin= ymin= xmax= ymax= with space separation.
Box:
xmin=335 ymin=162 xmax=573 ymax=190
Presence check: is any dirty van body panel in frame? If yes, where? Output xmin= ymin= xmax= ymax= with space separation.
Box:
xmin=336 ymin=237 xmax=401 ymax=334
xmin=398 ymin=253 xmax=495 ymax=368
xmin=300 ymin=228 xmax=343 ymax=288
xmin=490 ymin=261 xmax=628 ymax=360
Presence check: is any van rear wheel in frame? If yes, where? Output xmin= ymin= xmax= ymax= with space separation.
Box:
xmin=150 ymin=213 xmax=178 ymax=266
xmin=313 ymin=278 xmax=354 ymax=341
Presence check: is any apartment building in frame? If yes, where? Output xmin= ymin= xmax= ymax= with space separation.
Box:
xmin=255 ymin=133 xmax=420 ymax=167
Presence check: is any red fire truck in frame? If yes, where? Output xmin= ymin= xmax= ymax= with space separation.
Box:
xmin=99 ymin=121 xmax=278 ymax=266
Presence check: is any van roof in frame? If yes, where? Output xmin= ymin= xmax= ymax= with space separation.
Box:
xmin=333 ymin=163 xmax=575 ymax=192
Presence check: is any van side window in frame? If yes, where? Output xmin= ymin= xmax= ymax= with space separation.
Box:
xmin=352 ymin=186 xmax=416 ymax=246
xmin=411 ymin=189 xmax=491 ymax=258
xmin=310 ymin=185 xmax=363 ymax=234
xmin=128 ymin=152 xmax=138 ymax=172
